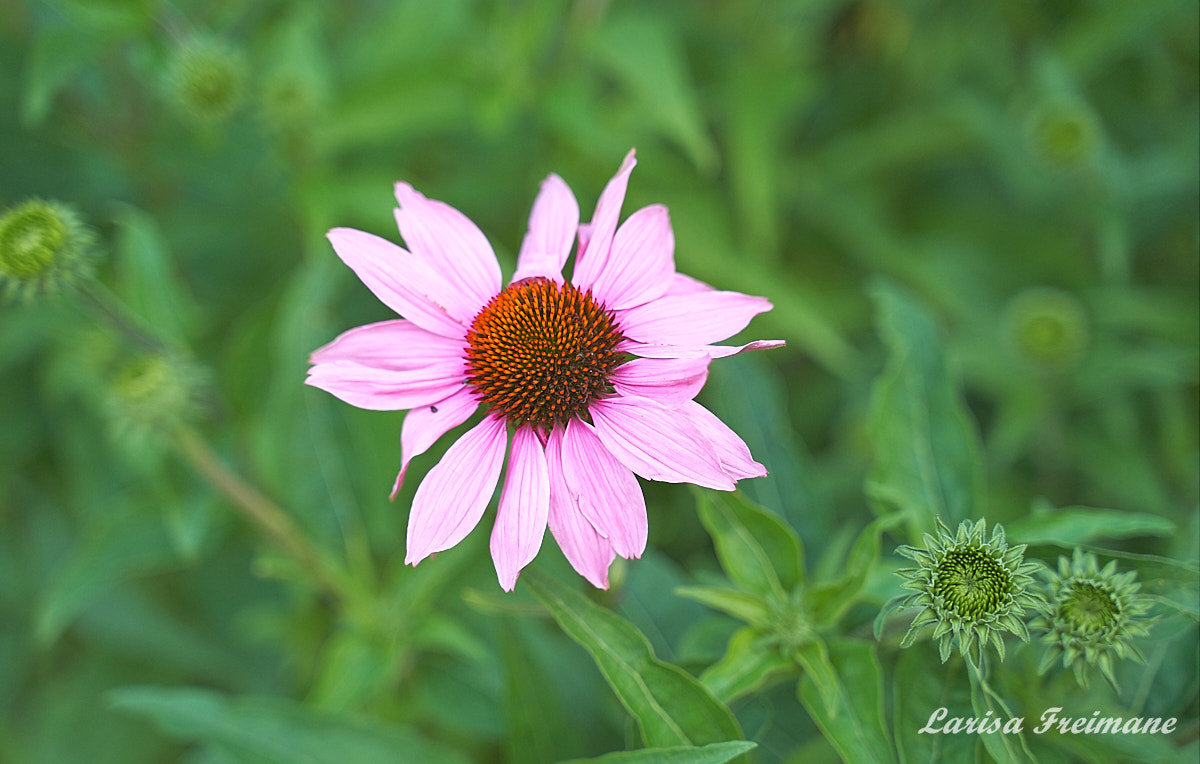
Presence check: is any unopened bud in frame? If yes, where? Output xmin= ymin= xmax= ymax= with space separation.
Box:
xmin=0 ymin=199 xmax=97 ymax=301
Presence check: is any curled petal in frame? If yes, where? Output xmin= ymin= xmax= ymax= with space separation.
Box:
xmin=490 ymin=427 xmax=550 ymax=591
xmin=619 ymin=339 xmax=786 ymax=359
xmin=589 ymin=396 xmax=735 ymax=491
xmin=406 ymin=416 xmax=507 ymax=565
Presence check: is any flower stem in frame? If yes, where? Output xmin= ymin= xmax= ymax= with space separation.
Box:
xmin=78 ymin=282 xmax=165 ymax=352
xmin=173 ymin=426 xmax=371 ymax=619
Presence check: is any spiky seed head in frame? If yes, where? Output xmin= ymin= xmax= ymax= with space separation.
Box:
xmin=893 ymin=518 xmax=1042 ymax=666
xmin=1030 ymin=548 xmax=1152 ymax=691
xmin=0 ymin=199 xmax=97 ymax=301
xmin=105 ymin=352 xmax=207 ymax=441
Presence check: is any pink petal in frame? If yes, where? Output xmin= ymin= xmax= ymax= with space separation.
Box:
xmin=327 ymin=228 xmax=472 ymax=338
xmin=589 ymin=396 xmax=736 ymax=491
xmin=406 ymin=416 xmax=507 ymax=565
xmin=610 ymin=357 xmax=709 ymax=406
xmin=587 ymin=204 xmax=675 ymax=310
xmin=619 ymin=339 xmax=787 ymax=359
xmin=306 ymin=360 xmax=465 ymax=411
xmin=393 ymin=183 xmax=503 ymax=307
xmin=678 ymin=400 xmax=767 ymax=480
xmin=391 ymin=386 xmax=480 ymax=499
xmin=572 ymin=149 xmax=637 ymax=291
xmin=512 ymin=174 xmax=579 ymax=283
xmin=618 ymin=290 xmax=772 ymax=346
xmin=665 ymin=273 xmax=714 ymax=296
xmin=560 ymin=418 xmax=647 ymax=560
xmin=490 ymin=427 xmax=550 ymax=591
xmin=576 ymin=222 xmax=594 ymax=261
xmin=310 ymin=319 xmax=465 ymax=371
xmin=545 ymin=428 xmax=617 ymax=589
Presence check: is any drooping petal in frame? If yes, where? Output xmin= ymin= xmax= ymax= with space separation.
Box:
xmin=406 ymin=416 xmax=507 ymax=566
xmin=490 ymin=427 xmax=550 ymax=591
xmin=545 ymin=428 xmax=617 ymax=589
xmin=610 ymin=357 xmax=709 ymax=406
xmin=619 ymin=339 xmax=786 ymax=359
xmin=512 ymin=174 xmax=579 ymax=283
xmin=305 ymin=360 xmax=465 ymax=411
xmin=572 ymin=149 xmax=636 ymax=290
xmin=618 ymin=290 xmax=772 ymax=346
xmin=310 ymin=319 xmax=465 ymax=371
xmin=587 ymin=204 xmax=675 ymax=310
xmin=391 ymin=386 xmax=480 ymax=499
xmin=677 ymin=400 xmax=767 ymax=480
xmin=393 ymin=183 xmax=503 ymax=306
xmin=561 ymin=418 xmax=647 ymax=560
xmin=589 ymin=396 xmax=735 ymax=491
xmin=327 ymin=228 xmax=471 ymax=337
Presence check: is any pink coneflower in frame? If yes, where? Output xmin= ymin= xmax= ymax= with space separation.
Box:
xmin=307 ymin=150 xmax=782 ymax=590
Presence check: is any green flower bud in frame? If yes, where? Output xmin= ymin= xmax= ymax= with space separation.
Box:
xmin=1027 ymin=99 xmax=1099 ymax=168
xmin=892 ymin=519 xmax=1042 ymax=665
xmin=165 ymin=36 xmax=247 ymax=123
xmin=1003 ymin=287 xmax=1090 ymax=372
xmin=1030 ymin=548 xmax=1152 ymax=691
xmin=105 ymin=352 xmax=206 ymax=440
xmin=0 ymin=199 xmax=97 ymax=300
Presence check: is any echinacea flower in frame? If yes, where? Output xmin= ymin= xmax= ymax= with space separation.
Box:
xmin=891 ymin=519 xmax=1042 ymax=664
xmin=1031 ymin=548 xmax=1151 ymax=690
xmin=307 ymin=150 xmax=782 ymax=591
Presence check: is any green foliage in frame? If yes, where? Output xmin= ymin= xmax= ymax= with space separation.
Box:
xmin=3 ymin=0 xmax=1197 ymax=761
xmin=525 ymin=568 xmax=743 ymax=749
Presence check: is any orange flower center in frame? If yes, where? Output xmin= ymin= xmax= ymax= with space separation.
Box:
xmin=465 ymin=277 xmax=624 ymax=428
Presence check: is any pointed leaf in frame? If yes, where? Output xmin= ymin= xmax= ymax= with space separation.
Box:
xmin=864 ymin=281 xmax=983 ymax=536
xmin=561 ymin=741 xmax=757 ymax=764
xmin=525 ymin=569 xmax=743 ymax=748
xmin=796 ymin=639 xmax=896 ymax=764
xmin=695 ymin=489 xmax=804 ymax=599
xmin=700 ymin=627 xmax=793 ymax=704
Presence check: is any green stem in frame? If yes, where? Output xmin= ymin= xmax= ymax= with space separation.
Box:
xmin=174 ymin=426 xmax=372 ymax=622
xmin=79 ymin=282 xmax=164 ymax=352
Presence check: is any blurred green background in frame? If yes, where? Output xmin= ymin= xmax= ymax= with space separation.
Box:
xmin=1 ymin=0 xmax=1197 ymax=762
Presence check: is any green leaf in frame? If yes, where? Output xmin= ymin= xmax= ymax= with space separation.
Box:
xmin=864 ymin=281 xmax=984 ymax=537
xmin=36 ymin=505 xmax=178 ymax=646
xmin=674 ymin=586 xmax=770 ymax=627
xmin=805 ymin=515 xmax=901 ymax=631
xmin=499 ymin=618 xmax=580 ymax=764
xmin=561 ymin=741 xmax=757 ymax=764
xmin=112 ymin=206 xmax=198 ymax=347
xmin=21 ymin=25 xmax=117 ymax=126
xmin=700 ymin=627 xmax=793 ymax=704
xmin=109 ymin=685 xmax=471 ymax=764
xmin=695 ymin=489 xmax=804 ymax=598
xmin=891 ymin=649 xmax=976 ymax=764
xmin=797 ymin=640 xmax=896 ymax=764
xmin=1007 ymin=503 xmax=1174 ymax=546
xmin=589 ymin=11 xmax=716 ymax=172
xmin=524 ymin=568 xmax=743 ymax=748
